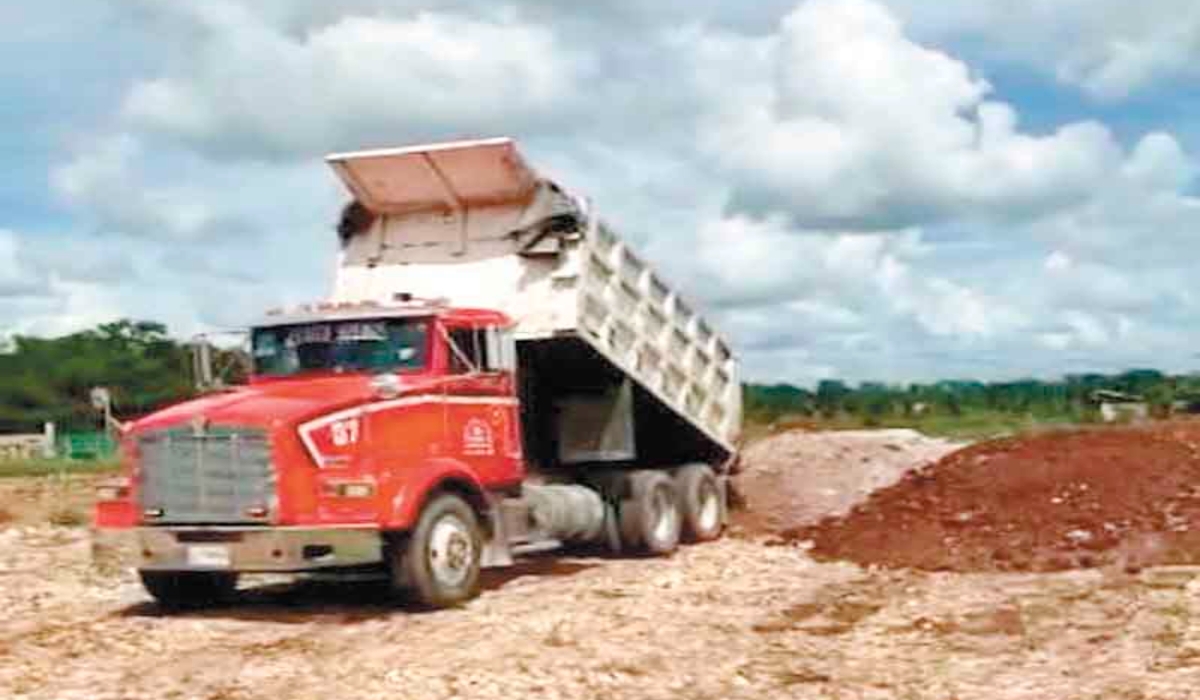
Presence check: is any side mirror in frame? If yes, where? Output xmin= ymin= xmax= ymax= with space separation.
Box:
xmin=191 ymin=337 xmax=215 ymax=390
xmin=90 ymin=386 xmax=126 ymax=434
xmin=191 ymin=331 xmax=251 ymax=391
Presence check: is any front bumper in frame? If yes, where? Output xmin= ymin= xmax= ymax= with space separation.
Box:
xmin=132 ymin=526 xmax=384 ymax=573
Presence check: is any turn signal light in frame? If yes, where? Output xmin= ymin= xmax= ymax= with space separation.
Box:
xmin=95 ymin=478 xmax=131 ymax=501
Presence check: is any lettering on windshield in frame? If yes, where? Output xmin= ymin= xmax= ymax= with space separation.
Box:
xmin=252 ymin=318 xmax=428 ymax=376
xmin=284 ymin=322 xmax=385 ymax=347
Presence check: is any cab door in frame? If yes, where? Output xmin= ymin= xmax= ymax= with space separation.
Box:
xmin=444 ymin=324 xmax=524 ymax=488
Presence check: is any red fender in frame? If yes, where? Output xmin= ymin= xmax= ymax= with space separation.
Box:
xmin=383 ymin=457 xmax=488 ymax=530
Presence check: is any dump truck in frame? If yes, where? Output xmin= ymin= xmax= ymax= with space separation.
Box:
xmin=94 ymin=138 xmax=742 ymax=608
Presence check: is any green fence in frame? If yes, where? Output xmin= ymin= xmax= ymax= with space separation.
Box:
xmin=57 ymin=432 xmax=117 ymax=461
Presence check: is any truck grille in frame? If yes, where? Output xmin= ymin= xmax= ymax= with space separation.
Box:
xmin=138 ymin=425 xmax=275 ymax=524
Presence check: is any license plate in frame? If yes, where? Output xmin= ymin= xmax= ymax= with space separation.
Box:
xmin=186 ymin=544 xmax=231 ymax=568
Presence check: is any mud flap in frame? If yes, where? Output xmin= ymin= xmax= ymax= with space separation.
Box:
xmin=604 ymin=501 xmax=623 ymax=554
xmin=717 ymin=475 xmax=731 ymax=526
xmin=480 ymin=505 xmax=514 ymax=568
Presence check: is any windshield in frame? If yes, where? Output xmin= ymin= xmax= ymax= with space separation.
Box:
xmin=252 ymin=318 xmax=428 ymax=376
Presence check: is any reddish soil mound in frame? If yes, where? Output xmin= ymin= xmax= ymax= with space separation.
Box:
xmin=789 ymin=421 xmax=1200 ymax=572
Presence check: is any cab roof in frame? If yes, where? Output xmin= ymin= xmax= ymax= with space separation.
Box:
xmin=253 ymin=301 xmax=512 ymax=329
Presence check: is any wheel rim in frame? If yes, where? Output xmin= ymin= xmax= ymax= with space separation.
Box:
xmin=697 ymin=481 xmax=721 ymax=533
xmin=428 ymin=513 xmax=474 ymax=588
xmin=650 ymin=485 xmax=679 ymax=544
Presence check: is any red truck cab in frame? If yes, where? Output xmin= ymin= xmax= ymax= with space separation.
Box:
xmin=96 ymin=299 xmax=551 ymax=607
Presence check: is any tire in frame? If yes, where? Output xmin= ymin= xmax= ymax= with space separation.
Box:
xmin=618 ymin=471 xmax=681 ymax=555
xmin=675 ymin=464 xmax=724 ymax=542
xmin=394 ymin=493 xmax=483 ymax=609
xmin=139 ymin=570 xmax=239 ymax=609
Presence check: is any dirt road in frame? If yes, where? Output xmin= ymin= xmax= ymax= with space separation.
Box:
xmin=3 ymin=431 xmax=1200 ymax=699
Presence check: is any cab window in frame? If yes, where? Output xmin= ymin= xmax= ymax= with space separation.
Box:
xmin=447 ymin=326 xmax=515 ymax=374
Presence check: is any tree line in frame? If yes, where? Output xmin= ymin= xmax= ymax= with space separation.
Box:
xmin=0 ymin=320 xmax=244 ymax=434
xmin=745 ymin=369 xmax=1200 ymax=426
xmin=3 ymin=320 xmax=1198 ymax=435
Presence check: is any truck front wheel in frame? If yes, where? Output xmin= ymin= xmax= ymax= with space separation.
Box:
xmin=395 ymin=493 xmax=483 ymax=608
xmin=619 ymin=471 xmax=682 ymax=555
xmin=138 ymin=570 xmax=239 ymax=609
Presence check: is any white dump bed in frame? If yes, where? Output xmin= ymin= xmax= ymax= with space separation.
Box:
xmin=326 ymin=138 xmax=741 ymax=451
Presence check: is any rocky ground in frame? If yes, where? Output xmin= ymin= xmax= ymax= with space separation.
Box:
xmin=2 ymin=428 xmax=1200 ymax=699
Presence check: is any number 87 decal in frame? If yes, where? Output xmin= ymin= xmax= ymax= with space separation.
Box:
xmin=330 ymin=418 xmax=360 ymax=447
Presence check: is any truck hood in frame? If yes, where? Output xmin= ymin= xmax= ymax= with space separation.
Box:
xmin=130 ymin=374 xmax=439 ymax=434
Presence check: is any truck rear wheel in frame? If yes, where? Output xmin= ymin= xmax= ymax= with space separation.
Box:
xmin=619 ymin=471 xmax=681 ymax=555
xmin=396 ymin=493 xmax=483 ymax=608
xmin=675 ymin=464 xmax=724 ymax=542
xmin=138 ymin=570 xmax=239 ymax=609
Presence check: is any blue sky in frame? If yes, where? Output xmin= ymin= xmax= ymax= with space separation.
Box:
xmin=3 ymin=0 xmax=1200 ymax=386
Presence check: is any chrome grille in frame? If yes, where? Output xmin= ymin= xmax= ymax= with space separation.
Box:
xmin=138 ymin=425 xmax=274 ymax=524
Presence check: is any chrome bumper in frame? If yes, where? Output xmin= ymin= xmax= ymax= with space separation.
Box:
xmin=134 ymin=526 xmax=383 ymax=572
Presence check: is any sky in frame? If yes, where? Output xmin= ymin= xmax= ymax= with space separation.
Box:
xmin=2 ymin=0 xmax=1200 ymax=386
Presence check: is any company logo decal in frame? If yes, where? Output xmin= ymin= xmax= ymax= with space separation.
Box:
xmin=463 ymin=418 xmax=495 ymax=456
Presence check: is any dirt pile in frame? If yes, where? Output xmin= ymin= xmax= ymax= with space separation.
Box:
xmin=733 ymin=429 xmax=961 ymax=535
xmin=791 ymin=421 xmax=1200 ymax=572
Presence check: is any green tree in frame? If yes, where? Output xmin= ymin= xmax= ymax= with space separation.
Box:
xmin=0 ymin=320 xmax=195 ymax=433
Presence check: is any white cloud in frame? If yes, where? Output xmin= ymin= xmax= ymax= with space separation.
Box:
xmin=693 ymin=0 xmax=1125 ymax=228
xmin=0 ymin=230 xmax=47 ymax=297
xmin=0 ymin=230 xmax=128 ymax=338
xmin=886 ymin=0 xmax=1200 ymax=100
xmin=687 ymin=213 xmax=1026 ymax=347
xmin=7 ymin=0 xmax=1200 ymax=385
xmin=120 ymin=5 xmax=591 ymax=159
xmin=1023 ymin=133 xmax=1200 ymax=268
xmin=52 ymin=134 xmax=234 ymax=241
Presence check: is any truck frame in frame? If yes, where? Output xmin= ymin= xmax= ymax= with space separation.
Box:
xmin=94 ymin=138 xmax=742 ymax=609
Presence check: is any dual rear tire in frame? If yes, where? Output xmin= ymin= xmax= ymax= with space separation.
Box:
xmin=674 ymin=464 xmax=725 ymax=543
xmin=619 ymin=464 xmax=724 ymax=555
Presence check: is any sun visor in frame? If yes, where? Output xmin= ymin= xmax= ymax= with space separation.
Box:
xmin=326 ymin=137 xmax=539 ymax=214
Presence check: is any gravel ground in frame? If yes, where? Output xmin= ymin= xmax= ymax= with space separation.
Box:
xmin=2 ymin=431 xmax=1200 ymax=699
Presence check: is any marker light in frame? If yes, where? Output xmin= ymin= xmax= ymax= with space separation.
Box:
xmin=323 ymin=482 xmax=376 ymax=498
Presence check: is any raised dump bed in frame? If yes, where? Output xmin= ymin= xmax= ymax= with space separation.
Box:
xmin=327 ymin=138 xmax=740 ymax=466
